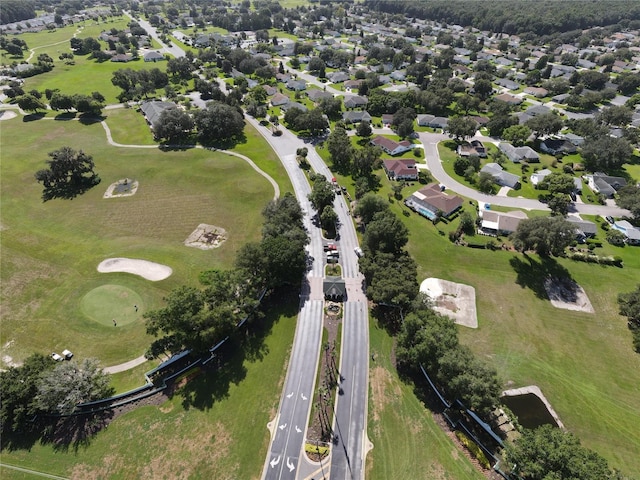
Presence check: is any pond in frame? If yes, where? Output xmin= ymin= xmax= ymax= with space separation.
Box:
xmin=501 ymin=392 xmax=559 ymax=430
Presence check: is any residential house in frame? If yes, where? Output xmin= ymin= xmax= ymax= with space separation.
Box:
xmin=613 ymin=220 xmax=640 ymax=245
xmin=417 ymin=114 xmax=436 ymax=126
xmin=342 ymin=110 xmax=372 ymax=124
xmin=381 ymin=114 xmax=394 ymax=126
xmin=496 ymin=78 xmax=520 ymax=90
xmin=526 ymin=104 xmax=552 ymax=116
xmin=481 ymin=163 xmax=521 ymax=189
xmin=457 ymin=139 xmax=487 ymax=157
xmin=143 ymin=51 xmax=165 ymax=62
xmin=343 ymin=95 xmax=368 ymax=109
xmin=563 ymin=133 xmax=585 ymax=146
xmin=585 ymin=172 xmax=627 ymax=197
xmin=479 ymin=209 xmax=527 ymax=235
xmin=328 ymin=71 xmax=350 ymax=83
xmin=428 ymin=116 xmax=449 ymax=130
xmin=270 ymin=93 xmax=290 ymax=107
xmin=263 ymin=85 xmax=278 ymax=96
xmin=494 ymin=93 xmax=523 ymax=105
xmin=405 ymin=183 xmax=464 ymax=220
xmin=276 ymin=72 xmax=292 ymax=83
xmin=566 ymin=216 xmax=597 ymax=241
xmin=110 ymin=53 xmax=133 ymax=62
xmin=382 ymin=159 xmax=418 ymax=181
xmin=140 ymin=100 xmax=178 ymax=130
xmin=287 ymin=79 xmax=307 ymax=91
xmin=524 ymin=86 xmax=549 ymax=98
xmin=370 ymin=135 xmax=414 ymax=156
xmin=344 ymin=79 xmax=363 ymax=90
xmin=530 ymin=168 xmax=552 ymax=186
xmin=280 ymin=101 xmax=308 ymax=112
xmin=540 ymin=138 xmax=577 ymax=155
xmin=307 ymin=89 xmax=333 ymax=102
xmin=499 ymin=142 xmax=540 ymax=163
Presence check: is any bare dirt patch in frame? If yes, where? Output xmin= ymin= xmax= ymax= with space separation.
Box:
xmin=184 ymin=224 xmax=228 ymax=249
xmin=103 ymin=178 xmax=139 ymax=198
xmin=420 ymin=278 xmax=478 ymax=328
xmin=97 ymin=258 xmax=172 ymax=281
xmin=543 ymin=276 xmax=594 ymax=313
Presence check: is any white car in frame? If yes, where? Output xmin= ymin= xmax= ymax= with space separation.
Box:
xmin=354 ymin=247 xmax=363 ymax=257
xmin=62 ymin=349 xmax=74 ymax=360
xmin=51 ymin=352 xmax=64 ymax=362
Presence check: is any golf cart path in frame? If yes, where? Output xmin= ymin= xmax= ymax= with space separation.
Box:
xmin=103 ymin=354 xmax=148 ymax=374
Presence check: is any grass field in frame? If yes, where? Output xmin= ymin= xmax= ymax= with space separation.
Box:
xmin=366 ymin=319 xmax=484 ymax=480
xmin=379 ymin=187 xmax=640 ymax=477
xmin=0 ymin=114 xmax=281 ymax=366
xmin=0 ymin=297 xmax=298 ymax=479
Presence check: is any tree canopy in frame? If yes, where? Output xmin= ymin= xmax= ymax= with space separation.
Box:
xmin=616 ymin=185 xmax=640 ymax=225
xmin=363 ymin=209 xmax=409 ymax=254
xmin=581 ymin=135 xmax=633 ymax=172
xmin=154 ymin=108 xmax=194 ymax=144
xmin=194 ymin=101 xmax=245 ymax=146
xmin=34 ymin=147 xmax=101 ymax=201
xmin=505 ymin=424 xmax=617 ymax=480
xmin=511 ymin=216 xmax=575 ymax=256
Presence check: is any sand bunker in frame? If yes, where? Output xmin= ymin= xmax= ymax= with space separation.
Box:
xmin=184 ymin=224 xmax=227 ymax=249
xmin=420 ymin=278 xmax=478 ymax=328
xmin=103 ymin=178 xmax=139 ymax=198
xmin=0 ymin=110 xmax=18 ymax=121
xmin=543 ymin=277 xmax=594 ymax=313
xmin=97 ymin=258 xmax=172 ymax=281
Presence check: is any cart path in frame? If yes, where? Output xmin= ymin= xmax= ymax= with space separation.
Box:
xmin=103 ymin=354 xmax=148 ymax=374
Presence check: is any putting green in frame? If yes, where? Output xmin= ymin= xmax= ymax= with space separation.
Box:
xmin=81 ymin=284 xmax=144 ymax=327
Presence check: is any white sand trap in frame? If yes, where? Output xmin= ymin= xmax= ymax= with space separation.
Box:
xmin=103 ymin=178 xmax=139 ymax=198
xmin=0 ymin=110 xmax=18 ymax=121
xmin=543 ymin=277 xmax=594 ymax=313
xmin=98 ymin=258 xmax=172 ymax=281
xmin=184 ymin=224 xmax=227 ymax=249
xmin=420 ymin=278 xmax=478 ymax=328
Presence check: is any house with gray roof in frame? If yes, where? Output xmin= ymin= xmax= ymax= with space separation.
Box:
xmin=280 ymin=101 xmax=308 ymax=112
xmin=342 ymin=110 xmax=372 ymax=124
xmin=307 ymin=89 xmax=334 ymax=102
xmin=566 ymin=216 xmax=597 ymax=240
xmin=499 ymin=142 xmax=540 ymax=163
xmin=479 ymin=209 xmax=527 ymax=235
xmin=140 ymin=100 xmax=178 ymax=130
xmin=481 ymin=163 xmax=521 ymax=189
xmin=585 ymin=173 xmax=626 ymax=198
xmin=344 ymin=95 xmax=368 ymax=109
xmin=613 ymin=220 xmax=640 ymax=245
xmin=540 ymin=138 xmax=577 ymax=155
xmin=287 ymin=79 xmax=307 ymax=91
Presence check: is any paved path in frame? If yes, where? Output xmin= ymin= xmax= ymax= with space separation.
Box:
xmin=0 ymin=463 xmax=69 ymax=480
xmin=103 ymin=354 xmax=148 ymax=374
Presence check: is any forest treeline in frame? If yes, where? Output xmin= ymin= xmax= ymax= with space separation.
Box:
xmin=1 ymin=0 xmax=37 ymax=25
xmin=365 ymin=0 xmax=640 ymax=39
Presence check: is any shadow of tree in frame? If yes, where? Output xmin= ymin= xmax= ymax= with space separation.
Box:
xmin=509 ymin=254 xmax=573 ymax=300
xmin=40 ymin=175 xmax=101 ymax=202
xmin=43 ymin=411 xmax=114 ymax=453
xmin=174 ymin=290 xmax=298 ymax=411
xmin=23 ymin=113 xmax=46 ymax=122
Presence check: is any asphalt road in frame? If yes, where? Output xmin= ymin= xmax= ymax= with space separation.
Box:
xmin=123 ymin=11 xmax=186 ymax=58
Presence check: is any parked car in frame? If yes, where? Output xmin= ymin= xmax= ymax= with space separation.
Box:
xmin=324 ymin=243 xmax=337 ymax=251
xmin=51 ymin=352 xmax=64 ymax=362
xmin=606 ymin=216 xmax=614 ymax=224
xmin=62 ymin=349 xmax=74 ymax=360
xmin=354 ymin=247 xmax=364 ymax=257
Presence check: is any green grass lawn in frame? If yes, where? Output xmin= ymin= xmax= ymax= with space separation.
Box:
xmin=0 ymin=115 xmax=279 ymax=366
xmin=0 ymin=297 xmax=298 ymax=479
xmin=103 ymin=106 xmax=157 ymax=145
xmin=379 ymin=189 xmax=640 ymax=477
xmin=366 ymin=319 xmax=484 ymax=480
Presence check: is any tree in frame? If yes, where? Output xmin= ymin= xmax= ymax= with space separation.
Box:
xmin=505 ymin=424 xmax=616 ymax=480
xmin=539 ymin=172 xmax=575 ymax=195
xmin=354 ymin=192 xmax=389 ymax=225
xmin=453 ymin=156 xmax=471 ymax=176
xmin=502 ymin=124 xmax=531 ymax=146
xmin=194 ymin=102 xmax=244 ymax=146
xmin=447 ymin=116 xmax=478 ymax=141
xmin=0 ymin=353 xmax=54 ymax=436
xmin=363 ymin=209 xmax=408 ymax=254
xmin=582 ymin=136 xmax=633 ymax=171
xmin=320 ymin=205 xmax=338 ymax=232
xmin=392 ymin=107 xmax=417 ymax=139
xmin=326 ymin=124 xmax=353 ymax=172
xmin=473 ymin=78 xmax=493 ymax=100
xmin=606 ymin=229 xmax=626 ymax=246
xmin=308 ymin=174 xmax=335 ymax=214
xmin=511 ymin=216 xmax=575 ymax=256
xmin=356 ymin=120 xmax=372 ymax=139
xmin=318 ymin=97 xmax=342 ymax=120
xmin=547 ymin=193 xmax=571 ymax=216
xmin=456 ymin=94 xmax=480 ymax=115
xmin=477 ymin=171 xmax=495 ymax=193
xmin=308 ymin=57 xmax=326 ymax=75
xmin=525 ymin=112 xmax=563 ymax=139
xmin=616 ymin=185 xmax=640 ymax=225
xmin=597 ymin=105 xmax=633 ymax=127
xmin=35 ymin=358 xmax=114 ymax=415
xmin=16 ymin=93 xmax=45 ymax=113
xmin=167 ymin=56 xmax=195 ymax=80
xmin=34 ymin=147 xmax=100 ymax=201
xmin=358 ymin=251 xmax=418 ymax=310
xmin=618 ymin=285 xmax=640 ymax=325
xmin=154 ymin=108 xmax=194 ymax=144
xmin=303 ymin=108 xmax=329 ymax=136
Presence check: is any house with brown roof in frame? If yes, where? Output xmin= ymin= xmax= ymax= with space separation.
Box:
xmin=271 ymin=93 xmax=290 ymax=107
xmin=457 ymin=139 xmax=487 ymax=157
xmin=382 ymin=159 xmax=418 ymax=181
xmin=478 ymin=209 xmax=527 ymax=235
xmin=405 ymin=183 xmax=464 ymax=219
xmin=370 ymin=135 xmax=414 ymax=156
xmin=494 ymin=93 xmax=523 ymax=105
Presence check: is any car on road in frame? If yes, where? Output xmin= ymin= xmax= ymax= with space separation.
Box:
xmin=606 ymin=216 xmax=615 ymax=224
xmin=354 ymin=247 xmax=363 ymax=257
